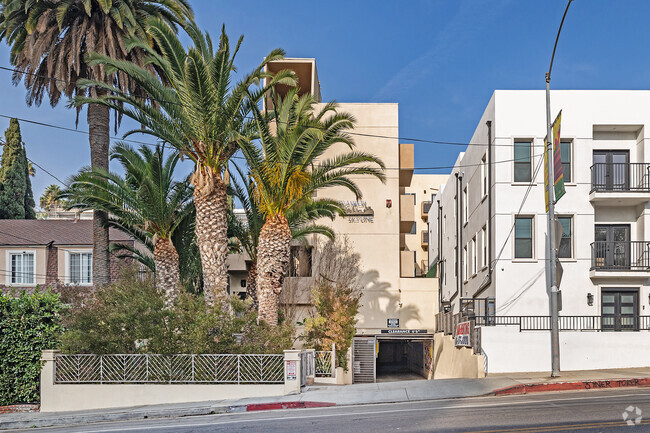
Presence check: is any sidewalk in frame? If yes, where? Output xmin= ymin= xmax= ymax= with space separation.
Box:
xmin=3 ymin=367 xmax=650 ymax=430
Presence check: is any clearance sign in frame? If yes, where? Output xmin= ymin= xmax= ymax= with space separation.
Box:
xmin=455 ymin=321 xmax=471 ymax=347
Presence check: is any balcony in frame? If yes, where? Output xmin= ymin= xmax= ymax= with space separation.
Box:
xmin=400 ymin=194 xmax=415 ymax=233
xmin=421 ymin=201 xmax=432 ymax=220
xmin=421 ymin=230 xmax=429 ymax=248
xmin=399 ymin=143 xmax=414 ymax=187
xmin=589 ymin=163 xmax=650 ymax=206
xmin=589 ymin=241 xmax=650 ymax=279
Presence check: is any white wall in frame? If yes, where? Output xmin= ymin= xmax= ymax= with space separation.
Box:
xmin=481 ymin=326 xmax=650 ymax=373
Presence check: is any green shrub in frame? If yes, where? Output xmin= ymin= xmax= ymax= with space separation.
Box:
xmin=60 ymin=270 xmax=294 ymax=355
xmin=0 ymin=289 xmax=63 ymax=405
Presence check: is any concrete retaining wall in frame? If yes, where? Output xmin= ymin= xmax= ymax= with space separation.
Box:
xmin=40 ymin=350 xmax=302 ymax=412
xmin=432 ymin=333 xmax=485 ymax=379
xmin=480 ymin=326 xmax=650 ymax=373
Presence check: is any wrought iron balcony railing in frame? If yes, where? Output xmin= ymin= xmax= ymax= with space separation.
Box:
xmin=590 ymin=241 xmax=650 ymax=271
xmin=591 ymin=163 xmax=650 ymax=192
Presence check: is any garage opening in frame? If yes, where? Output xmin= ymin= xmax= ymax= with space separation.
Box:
xmin=376 ymin=338 xmax=428 ymax=382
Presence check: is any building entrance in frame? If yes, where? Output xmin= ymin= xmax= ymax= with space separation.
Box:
xmin=375 ymin=337 xmax=430 ymax=382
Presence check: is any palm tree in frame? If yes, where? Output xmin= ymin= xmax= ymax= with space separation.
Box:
xmin=0 ymin=0 xmax=193 ymax=285
xmin=228 ymin=163 xmax=341 ymax=309
xmin=39 ymin=184 xmax=62 ymax=211
xmin=71 ymin=19 xmax=295 ymax=309
xmin=61 ymin=143 xmax=193 ymax=306
xmin=241 ymin=89 xmax=386 ymax=326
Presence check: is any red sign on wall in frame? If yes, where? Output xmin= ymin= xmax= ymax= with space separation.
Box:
xmin=455 ymin=321 xmax=471 ymax=347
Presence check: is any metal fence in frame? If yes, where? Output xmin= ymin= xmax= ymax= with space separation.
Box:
xmin=54 ymin=354 xmax=284 ymax=384
xmin=591 ymin=163 xmax=650 ymax=192
xmin=474 ymin=315 xmax=650 ymax=332
xmin=591 ymin=241 xmax=650 ymax=271
xmin=315 ymin=351 xmax=334 ymax=377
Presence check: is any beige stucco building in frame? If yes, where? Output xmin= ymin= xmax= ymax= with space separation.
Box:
xmin=229 ymin=58 xmax=445 ymax=382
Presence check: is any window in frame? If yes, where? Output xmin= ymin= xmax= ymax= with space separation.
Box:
xmin=471 ymin=236 xmax=477 ymax=275
xmin=514 ymin=141 xmax=532 ymax=182
xmin=481 ymin=225 xmax=488 ymax=268
xmin=463 ymin=245 xmax=468 ymax=281
xmin=557 ymin=216 xmax=572 ymax=259
xmin=560 ymin=141 xmax=571 ymax=183
xmin=289 ymin=246 xmax=312 ymax=277
xmin=463 ymin=186 xmax=468 ymax=224
xmin=602 ymin=289 xmax=638 ymax=331
xmin=514 ymin=216 xmax=534 ymax=259
xmin=10 ymin=252 xmax=35 ymax=285
xmin=481 ymin=155 xmax=487 ymax=197
xmin=241 ymin=279 xmax=246 ymax=288
xmin=69 ymin=252 xmax=92 ymax=284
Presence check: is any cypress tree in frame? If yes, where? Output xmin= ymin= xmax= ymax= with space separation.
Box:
xmin=0 ymin=119 xmax=35 ymax=219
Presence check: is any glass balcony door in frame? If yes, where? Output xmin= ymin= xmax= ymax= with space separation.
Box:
xmin=594 ymin=225 xmax=630 ymax=269
xmin=593 ymin=150 xmax=629 ymax=191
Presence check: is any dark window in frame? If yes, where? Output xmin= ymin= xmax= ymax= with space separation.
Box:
xmin=514 ymin=216 xmax=533 ymax=258
xmin=289 ymin=246 xmax=312 ymax=277
xmin=557 ymin=216 xmax=572 ymax=258
xmin=560 ymin=141 xmax=571 ymax=183
xmin=241 ymin=279 xmax=246 ymax=288
xmin=602 ymin=289 xmax=638 ymax=331
xmin=514 ymin=141 xmax=532 ymax=182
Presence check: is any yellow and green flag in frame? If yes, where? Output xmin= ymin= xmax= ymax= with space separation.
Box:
xmin=544 ymin=110 xmax=565 ymax=212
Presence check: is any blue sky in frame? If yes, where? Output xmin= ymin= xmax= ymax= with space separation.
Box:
xmin=1 ymin=0 xmax=650 ymax=203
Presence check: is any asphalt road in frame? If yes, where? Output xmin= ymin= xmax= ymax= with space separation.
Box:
xmin=14 ymin=388 xmax=650 ymax=433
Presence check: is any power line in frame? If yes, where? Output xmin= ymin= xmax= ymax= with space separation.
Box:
xmin=0 ymin=112 xmax=546 ymax=173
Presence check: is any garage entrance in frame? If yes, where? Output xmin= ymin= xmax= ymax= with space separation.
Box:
xmin=375 ymin=337 xmax=430 ymax=382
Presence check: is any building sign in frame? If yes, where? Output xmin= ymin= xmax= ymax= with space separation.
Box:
xmin=285 ymin=360 xmax=297 ymax=380
xmin=343 ymin=201 xmax=374 ymax=223
xmin=455 ymin=321 xmax=471 ymax=347
xmin=380 ymin=329 xmax=427 ymax=334
xmin=387 ymin=318 xmax=399 ymax=328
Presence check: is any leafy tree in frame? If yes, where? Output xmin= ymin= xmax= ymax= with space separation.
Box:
xmin=72 ymin=18 xmax=295 ymax=309
xmin=241 ymin=89 xmax=385 ymax=325
xmin=0 ymin=118 xmax=35 ymax=219
xmin=302 ymin=238 xmax=362 ymax=370
xmin=0 ymin=0 xmax=193 ymax=285
xmin=0 ymin=289 xmax=62 ymax=404
xmin=61 ymin=143 xmax=192 ymax=306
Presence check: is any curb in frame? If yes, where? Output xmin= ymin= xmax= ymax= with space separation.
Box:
xmin=228 ymin=401 xmax=336 ymax=412
xmin=0 ymin=401 xmax=335 ymax=430
xmin=494 ymin=377 xmax=650 ymax=396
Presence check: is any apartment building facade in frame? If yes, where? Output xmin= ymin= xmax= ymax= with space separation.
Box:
xmin=430 ymin=90 xmax=650 ymax=373
xmin=236 ymin=58 xmax=445 ymax=382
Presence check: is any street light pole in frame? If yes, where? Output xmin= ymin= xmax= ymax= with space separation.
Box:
xmin=546 ymin=0 xmax=573 ymax=378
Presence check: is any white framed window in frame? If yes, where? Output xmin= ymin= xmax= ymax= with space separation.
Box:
xmin=472 ymin=236 xmax=477 ymax=276
xmin=8 ymin=251 xmax=35 ymax=285
xmin=463 ymin=245 xmax=468 ymax=282
xmin=67 ymin=251 xmax=93 ymax=285
xmin=463 ymin=186 xmax=468 ymax=225
xmin=514 ymin=216 xmax=534 ymax=259
xmin=514 ymin=140 xmax=532 ymax=182
xmin=481 ymin=225 xmax=488 ymax=269
xmin=481 ymin=154 xmax=487 ymax=198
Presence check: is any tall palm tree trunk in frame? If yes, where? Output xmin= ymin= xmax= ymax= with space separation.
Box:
xmin=256 ymin=215 xmax=292 ymax=326
xmin=88 ymin=103 xmax=111 ymax=286
xmin=246 ymin=260 xmax=258 ymax=309
xmin=153 ymin=237 xmax=181 ymax=307
xmin=192 ymin=167 xmax=229 ymax=309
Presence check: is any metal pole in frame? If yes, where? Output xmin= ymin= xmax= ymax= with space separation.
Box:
xmin=546 ymin=0 xmax=573 ymax=378
xmin=545 ymin=77 xmax=560 ymax=377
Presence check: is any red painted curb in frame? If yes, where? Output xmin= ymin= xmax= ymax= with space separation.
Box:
xmin=245 ymin=401 xmax=336 ymax=412
xmin=494 ymin=377 xmax=650 ymax=396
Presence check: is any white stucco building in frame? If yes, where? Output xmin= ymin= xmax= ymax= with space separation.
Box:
xmin=429 ymin=90 xmax=650 ymax=374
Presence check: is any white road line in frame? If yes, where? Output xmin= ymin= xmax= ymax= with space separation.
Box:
xmin=65 ymin=391 xmax=650 ymax=433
